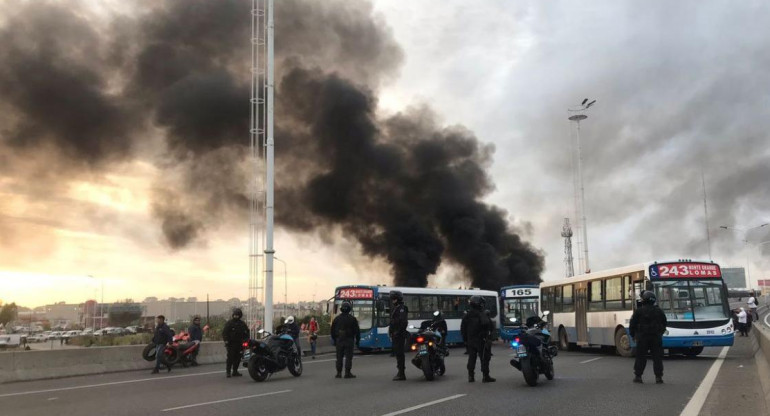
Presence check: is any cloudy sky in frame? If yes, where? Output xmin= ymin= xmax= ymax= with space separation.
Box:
xmin=1 ymin=0 xmax=769 ymax=308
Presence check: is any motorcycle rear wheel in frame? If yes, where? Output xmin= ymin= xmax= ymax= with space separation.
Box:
xmin=521 ymin=357 xmax=539 ymax=386
xmin=421 ymin=355 xmax=434 ymax=381
xmin=288 ymin=353 xmax=303 ymax=377
xmin=248 ymin=355 xmax=269 ymax=382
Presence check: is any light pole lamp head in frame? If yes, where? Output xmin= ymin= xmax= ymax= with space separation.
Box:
xmin=568 ymin=114 xmax=587 ymax=121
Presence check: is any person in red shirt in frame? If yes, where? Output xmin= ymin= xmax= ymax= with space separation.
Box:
xmin=307 ymin=317 xmax=319 ymax=359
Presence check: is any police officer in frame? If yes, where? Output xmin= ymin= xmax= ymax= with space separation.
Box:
xmin=331 ymin=301 xmax=360 ymax=378
xmin=629 ymin=291 xmax=667 ymax=384
xmin=222 ymin=308 xmax=249 ymax=378
xmin=461 ymin=296 xmax=495 ymax=382
xmin=389 ymin=290 xmax=408 ymax=381
xmin=280 ymin=316 xmax=302 ymax=356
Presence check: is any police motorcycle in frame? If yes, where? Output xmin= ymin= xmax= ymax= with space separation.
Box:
xmin=241 ymin=322 xmax=302 ymax=382
xmin=408 ymin=311 xmax=447 ymax=381
xmin=509 ymin=311 xmax=558 ymax=386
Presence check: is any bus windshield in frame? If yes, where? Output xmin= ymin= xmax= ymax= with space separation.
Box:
xmin=334 ymin=300 xmax=374 ymax=331
xmin=653 ymin=279 xmax=729 ymax=322
xmin=503 ymin=298 xmax=539 ymax=326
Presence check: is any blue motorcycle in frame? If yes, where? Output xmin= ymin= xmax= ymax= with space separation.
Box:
xmin=509 ymin=311 xmax=557 ymax=386
xmin=242 ymin=326 xmax=302 ymax=382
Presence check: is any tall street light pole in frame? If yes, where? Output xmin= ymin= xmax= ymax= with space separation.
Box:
xmin=720 ymin=223 xmax=769 ymax=289
xmin=274 ymin=257 xmax=288 ymax=318
xmin=568 ymin=99 xmax=596 ymax=274
xmin=88 ymin=275 xmax=104 ymax=329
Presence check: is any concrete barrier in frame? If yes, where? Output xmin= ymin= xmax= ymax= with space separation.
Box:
xmin=0 ymin=336 xmax=337 ymax=384
xmin=753 ymin=305 xmax=770 ymax=411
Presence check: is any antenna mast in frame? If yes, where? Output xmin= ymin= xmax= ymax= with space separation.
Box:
xmin=562 ymin=218 xmax=575 ymax=278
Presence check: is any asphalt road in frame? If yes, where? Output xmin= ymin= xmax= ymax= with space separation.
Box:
xmin=1 ymin=343 xmax=724 ymax=416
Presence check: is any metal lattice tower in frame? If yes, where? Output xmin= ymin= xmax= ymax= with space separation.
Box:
xmin=248 ymin=0 xmax=268 ymax=332
xmin=568 ymin=99 xmax=596 ymax=275
xmin=562 ymin=218 xmax=575 ymax=278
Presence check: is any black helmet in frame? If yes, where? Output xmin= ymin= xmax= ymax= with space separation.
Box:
xmin=469 ymin=295 xmax=484 ymax=310
xmin=390 ymin=290 xmax=404 ymax=304
xmin=641 ymin=291 xmax=656 ymax=304
xmin=232 ymin=308 xmax=243 ymax=318
xmin=340 ymin=302 xmax=352 ymax=314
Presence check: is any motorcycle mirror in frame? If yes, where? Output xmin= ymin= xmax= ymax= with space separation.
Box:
xmin=257 ymin=329 xmax=265 ymax=334
xmin=408 ymin=325 xmax=416 ymax=329
xmin=542 ymin=311 xmax=550 ymax=316
xmin=433 ymin=311 xmax=440 ymax=317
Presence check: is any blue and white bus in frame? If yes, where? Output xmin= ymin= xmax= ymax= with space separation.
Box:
xmin=541 ymin=260 xmax=734 ymax=357
xmin=499 ymin=284 xmax=540 ymax=341
xmin=332 ymin=285 xmax=500 ymax=351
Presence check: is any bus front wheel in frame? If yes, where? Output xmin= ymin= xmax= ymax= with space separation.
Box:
xmin=615 ymin=328 xmax=634 ymax=357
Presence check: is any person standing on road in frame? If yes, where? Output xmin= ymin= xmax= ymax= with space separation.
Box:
xmin=461 ymin=296 xmax=496 ymax=383
xmin=389 ymin=290 xmax=408 ymax=381
xmin=222 ymin=308 xmax=249 ymax=378
xmin=188 ymin=316 xmax=203 ymax=366
xmin=307 ymin=317 xmax=319 ymax=359
xmin=151 ymin=315 xmax=173 ymax=374
xmin=281 ymin=316 xmax=302 ymax=356
xmin=629 ymin=291 xmax=667 ymax=384
xmin=331 ymin=301 xmax=360 ymax=378
xmin=736 ymin=308 xmax=748 ymax=336
xmin=748 ymin=293 xmax=759 ymax=321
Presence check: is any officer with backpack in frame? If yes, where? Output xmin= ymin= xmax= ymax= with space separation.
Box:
xmin=629 ymin=291 xmax=668 ymax=384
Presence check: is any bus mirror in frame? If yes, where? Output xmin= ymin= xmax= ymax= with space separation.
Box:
xmin=376 ymin=300 xmax=385 ymax=312
xmin=543 ymin=310 xmax=550 ymax=316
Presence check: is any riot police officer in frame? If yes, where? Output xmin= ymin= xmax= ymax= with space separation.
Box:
xmin=629 ymin=291 xmax=667 ymax=384
xmin=461 ymin=296 xmax=495 ymax=382
xmin=331 ymin=301 xmax=360 ymax=378
xmin=222 ymin=308 xmax=249 ymax=378
xmin=388 ymin=290 xmax=408 ymax=381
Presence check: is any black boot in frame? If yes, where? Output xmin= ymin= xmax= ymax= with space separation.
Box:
xmin=392 ymin=371 xmax=406 ymax=381
xmin=344 ymin=372 xmax=356 ymax=379
xmin=232 ymin=371 xmax=242 ymax=377
xmin=468 ymin=372 xmax=475 ymax=383
xmin=335 ymin=372 xmax=342 ymax=378
xmin=482 ymin=374 xmax=496 ymax=383
xmin=656 ymin=377 xmax=664 ymax=384
xmin=633 ymin=375 xmax=643 ymax=384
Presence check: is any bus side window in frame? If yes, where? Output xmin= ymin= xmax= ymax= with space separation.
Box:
xmin=379 ymin=294 xmax=391 ymax=327
xmin=404 ymin=295 xmax=420 ymax=320
xmin=563 ymin=285 xmax=574 ymax=312
xmin=483 ymin=296 xmax=498 ymax=318
xmin=554 ymin=286 xmax=563 ymax=313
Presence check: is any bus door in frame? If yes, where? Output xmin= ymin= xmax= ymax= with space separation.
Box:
xmin=575 ymin=281 xmax=588 ymax=345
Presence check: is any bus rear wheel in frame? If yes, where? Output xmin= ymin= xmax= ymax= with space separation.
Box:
xmin=558 ymin=328 xmax=577 ymax=351
xmin=615 ymin=328 xmax=634 ymax=357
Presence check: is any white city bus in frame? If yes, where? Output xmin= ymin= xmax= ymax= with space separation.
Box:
xmin=332 ymin=285 xmax=500 ymax=351
xmin=541 ymin=260 xmax=734 ymax=357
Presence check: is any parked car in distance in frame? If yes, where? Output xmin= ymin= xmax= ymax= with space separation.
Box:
xmin=27 ymin=333 xmax=48 ymax=343
xmin=62 ymin=330 xmax=81 ymax=340
xmin=48 ymin=331 xmax=63 ymax=340
xmin=0 ymin=335 xmax=23 ymax=348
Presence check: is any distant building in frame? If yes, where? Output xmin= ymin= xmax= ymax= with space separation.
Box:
xmin=722 ymin=267 xmax=747 ymax=288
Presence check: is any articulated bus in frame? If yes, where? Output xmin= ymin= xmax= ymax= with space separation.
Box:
xmin=541 ymin=260 xmax=734 ymax=357
xmin=332 ymin=285 xmax=500 ymax=351
xmin=499 ymin=284 xmax=540 ymax=341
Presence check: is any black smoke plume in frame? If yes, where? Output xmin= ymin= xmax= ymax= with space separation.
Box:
xmin=0 ymin=0 xmax=544 ymax=289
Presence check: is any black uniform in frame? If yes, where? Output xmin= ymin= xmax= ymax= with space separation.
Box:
xmin=461 ymin=309 xmax=493 ymax=378
xmin=420 ymin=318 xmax=448 ymax=348
xmin=629 ymin=303 xmax=667 ymax=379
xmin=331 ymin=312 xmax=360 ymax=375
xmin=389 ymin=303 xmax=409 ymax=375
xmin=278 ymin=321 xmax=302 ymax=355
xmin=222 ymin=318 xmax=249 ymax=375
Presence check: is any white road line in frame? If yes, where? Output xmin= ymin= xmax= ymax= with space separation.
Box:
xmin=579 ymin=357 xmax=602 ymax=364
xmin=161 ymin=389 xmax=291 ymax=412
xmin=380 ymin=394 xmax=466 ymax=416
xmin=679 ymin=346 xmax=729 ymax=416
xmin=0 ymin=370 xmax=222 ymax=398
xmin=764 ymin=311 xmax=770 ymax=328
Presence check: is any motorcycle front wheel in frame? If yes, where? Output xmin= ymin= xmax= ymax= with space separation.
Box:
xmin=436 ymin=360 xmax=446 ymax=376
xmin=288 ymin=353 xmax=303 ymax=377
xmin=248 ymin=355 xmax=269 ymax=382
xmin=421 ymin=355 xmax=434 ymax=381
xmin=521 ymin=357 xmax=539 ymax=386
xmin=544 ymin=358 xmax=555 ymax=380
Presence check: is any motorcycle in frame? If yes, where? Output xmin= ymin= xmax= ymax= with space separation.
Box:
xmin=241 ymin=326 xmax=302 ymax=382
xmin=509 ymin=311 xmax=558 ymax=386
xmin=408 ymin=311 xmax=447 ymax=381
xmin=142 ymin=331 xmax=200 ymax=368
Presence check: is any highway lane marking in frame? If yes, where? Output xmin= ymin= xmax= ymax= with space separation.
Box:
xmin=0 ymin=370 xmax=222 ymax=398
xmin=764 ymin=311 xmax=770 ymax=328
xmin=579 ymin=357 xmax=602 ymax=364
xmin=380 ymin=394 xmax=466 ymax=416
xmin=679 ymin=346 xmax=729 ymax=416
xmin=161 ymin=389 xmax=291 ymax=412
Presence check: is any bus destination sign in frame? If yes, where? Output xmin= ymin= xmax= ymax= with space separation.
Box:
xmin=337 ymin=288 xmax=374 ymax=299
xmin=649 ymin=262 xmax=722 ymax=279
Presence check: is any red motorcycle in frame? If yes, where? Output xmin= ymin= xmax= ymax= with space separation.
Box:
xmin=142 ymin=331 xmax=200 ymax=367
